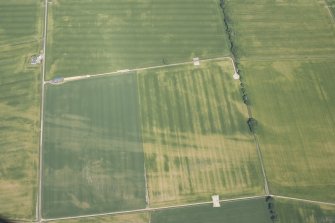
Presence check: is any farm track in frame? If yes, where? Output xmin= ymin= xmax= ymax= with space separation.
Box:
xmin=239 ymin=55 xmax=335 ymax=62
xmin=39 ymin=194 xmax=335 ymax=222
xmin=136 ymin=78 xmax=150 ymax=208
xmin=44 ymin=57 xmax=237 ymax=85
xmin=272 ymin=195 xmax=335 ymax=207
xmin=253 ymin=134 xmax=269 ymax=195
xmin=37 ymin=0 xmax=49 ymax=222
xmin=9 ymin=194 xmax=335 ymax=222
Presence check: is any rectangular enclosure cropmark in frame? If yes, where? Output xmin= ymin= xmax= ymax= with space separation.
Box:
xmin=42 ymin=74 xmax=146 ymax=218
xmin=138 ymin=61 xmax=264 ymax=206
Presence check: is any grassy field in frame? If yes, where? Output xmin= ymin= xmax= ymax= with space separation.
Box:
xmin=225 ymin=0 xmax=335 ymax=59
xmin=45 ymin=0 xmax=230 ymax=80
xmin=151 ymin=198 xmax=271 ymax=223
xmin=138 ymin=60 xmax=264 ymax=206
xmin=243 ymin=60 xmax=335 ymax=202
xmin=46 ymin=213 xmax=149 ymax=223
xmin=0 ymin=0 xmax=42 ymax=220
xmin=42 ymin=74 xmax=146 ymax=218
xmin=276 ymin=199 xmax=335 ymax=223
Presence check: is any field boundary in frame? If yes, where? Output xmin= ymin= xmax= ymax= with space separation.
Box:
xmin=272 ymin=195 xmax=335 ymax=206
xmin=239 ymin=55 xmax=335 ymax=62
xmin=45 ymin=56 xmax=237 ymax=85
xmin=41 ymin=195 xmax=265 ymax=222
xmin=253 ymin=134 xmax=270 ymax=195
xmin=136 ymin=74 xmax=150 ymax=208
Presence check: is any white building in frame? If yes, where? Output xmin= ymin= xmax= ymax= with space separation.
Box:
xmin=212 ymin=195 xmax=221 ymax=207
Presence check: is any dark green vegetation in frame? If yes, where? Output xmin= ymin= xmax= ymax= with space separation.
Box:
xmin=151 ymin=198 xmax=271 ymax=223
xmin=243 ymin=60 xmax=335 ymax=202
xmin=42 ymin=74 xmax=146 ymax=218
xmin=0 ymin=0 xmax=42 ymax=219
xmin=326 ymin=0 xmax=335 ymax=18
xmin=276 ymin=199 xmax=335 ymax=223
xmin=225 ymin=0 xmax=335 ymax=59
xmin=138 ymin=61 xmax=264 ymax=206
xmin=45 ymin=0 xmax=230 ymax=79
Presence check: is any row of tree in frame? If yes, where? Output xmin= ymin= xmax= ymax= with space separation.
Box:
xmin=266 ymin=196 xmax=279 ymax=222
xmin=219 ymin=0 xmax=257 ymax=133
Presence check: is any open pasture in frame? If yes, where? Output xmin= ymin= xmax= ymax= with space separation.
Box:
xmin=0 ymin=0 xmax=42 ymax=219
xmin=243 ymin=60 xmax=335 ymax=202
xmin=42 ymin=74 xmax=146 ymax=218
xmin=138 ymin=60 xmax=264 ymax=206
xmin=45 ymin=0 xmax=230 ymax=80
xmin=225 ymin=0 xmax=335 ymax=59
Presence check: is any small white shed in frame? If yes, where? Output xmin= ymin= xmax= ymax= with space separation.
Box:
xmin=212 ymin=195 xmax=221 ymax=207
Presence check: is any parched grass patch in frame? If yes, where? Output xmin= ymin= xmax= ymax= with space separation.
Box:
xmin=46 ymin=0 xmax=230 ymax=79
xmin=0 ymin=44 xmax=41 ymax=220
xmin=225 ymin=0 xmax=335 ymax=59
xmin=243 ymin=60 xmax=335 ymax=202
xmin=151 ymin=198 xmax=271 ymax=223
xmin=0 ymin=0 xmax=42 ymax=220
xmin=138 ymin=60 xmax=264 ymax=206
xmin=276 ymin=198 xmax=335 ymax=223
xmin=42 ymin=74 xmax=146 ymax=218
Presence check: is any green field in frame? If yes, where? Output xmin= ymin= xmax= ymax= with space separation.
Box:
xmin=222 ymin=0 xmax=335 ymax=204
xmin=151 ymin=198 xmax=271 ymax=223
xmin=276 ymin=199 xmax=335 ymax=223
xmin=45 ymin=0 xmax=230 ymax=80
xmin=138 ymin=60 xmax=264 ymax=206
xmin=42 ymin=74 xmax=146 ymax=218
xmin=0 ymin=1 xmax=42 ymax=45
xmin=225 ymin=0 xmax=335 ymax=59
xmin=0 ymin=0 xmax=42 ymax=219
xmin=47 ymin=213 xmax=149 ymax=223
xmin=243 ymin=60 xmax=335 ymax=202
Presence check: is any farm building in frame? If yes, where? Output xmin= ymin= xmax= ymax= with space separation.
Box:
xmin=50 ymin=77 xmax=64 ymax=84
xmin=31 ymin=54 xmax=43 ymax=65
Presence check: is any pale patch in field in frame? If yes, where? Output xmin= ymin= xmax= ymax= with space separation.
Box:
xmin=69 ymin=194 xmax=90 ymax=209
